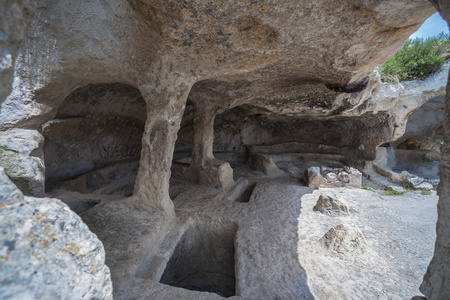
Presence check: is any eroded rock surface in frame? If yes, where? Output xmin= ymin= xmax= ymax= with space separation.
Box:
xmin=307 ymin=166 xmax=362 ymax=188
xmin=0 ymin=128 xmax=44 ymax=196
xmin=320 ymin=224 xmax=367 ymax=255
xmin=0 ymin=167 xmax=113 ymax=299
xmin=0 ymin=0 xmax=36 ymax=103
xmin=314 ymin=194 xmax=349 ymax=217
xmin=421 ymin=2 xmax=450 ymax=296
xmin=1 ymin=0 xmax=450 ymax=299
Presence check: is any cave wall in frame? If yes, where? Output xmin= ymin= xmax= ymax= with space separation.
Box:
xmin=174 ymin=106 xmax=395 ymax=161
xmin=421 ymin=2 xmax=450 ymax=299
xmin=393 ymin=95 xmax=445 ymax=153
xmin=43 ymin=83 xmax=146 ymax=183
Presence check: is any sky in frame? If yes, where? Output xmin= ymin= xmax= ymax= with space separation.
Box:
xmin=409 ymin=12 xmax=449 ymax=40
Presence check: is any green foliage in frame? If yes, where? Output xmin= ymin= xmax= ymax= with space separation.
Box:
xmin=420 ymin=189 xmax=432 ymax=195
xmin=380 ymin=33 xmax=450 ymax=82
xmin=384 ymin=188 xmax=406 ymax=196
xmin=362 ymin=183 xmax=374 ymax=191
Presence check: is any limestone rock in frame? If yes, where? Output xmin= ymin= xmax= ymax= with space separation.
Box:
xmin=325 ymin=172 xmax=338 ymax=184
xmin=313 ymin=194 xmax=349 ymax=217
xmin=199 ymin=161 xmax=234 ymax=190
xmin=347 ymin=168 xmax=363 ymax=188
xmin=320 ymin=166 xmax=333 ymax=175
xmin=420 ymin=1 xmax=450 ymax=297
xmin=248 ymin=153 xmax=284 ymax=175
xmin=0 ymin=168 xmax=113 ymax=299
xmin=0 ymin=128 xmax=45 ymax=196
xmin=285 ymin=164 xmax=302 ymax=179
xmin=0 ymin=0 xmax=36 ymax=103
xmin=306 ymin=167 xmax=326 ymax=188
xmin=401 ymin=171 xmax=424 ymax=187
xmin=338 ymin=172 xmax=350 ymax=183
xmin=320 ymin=224 xmax=367 ymax=255
xmin=400 ymin=171 xmax=434 ymax=190
xmin=0 ymin=166 xmax=23 ymax=205
xmin=307 ymin=166 xmax=362 ymax=188
xmin=415 ymin=182 xmax=434 ymax=190
xmin=393 ymin=95 xmax=445 ymax=154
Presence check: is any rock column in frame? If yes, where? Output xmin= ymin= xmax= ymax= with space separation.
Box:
xmin=188 ymin=105 xmax=234 ymax=189
xmin=420 ymin=1 xmax=450 ymax=298
xmin=421 ymin=53 xmax=450 ymax=299
xmin=133 ymin=82 xmax=192 ymax=214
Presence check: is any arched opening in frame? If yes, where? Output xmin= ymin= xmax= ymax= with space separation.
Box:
xmin=43 ymin=83 xmax=146 ymax=212
xmin=389 ymin=95 xmax=445 ymax=179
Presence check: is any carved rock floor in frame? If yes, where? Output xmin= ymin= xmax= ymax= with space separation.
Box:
xmin=76 ymin=165 xmax=437 ymax=299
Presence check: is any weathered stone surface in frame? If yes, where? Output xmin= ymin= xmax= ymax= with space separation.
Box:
xmin=307 ymin=166 xmax=362 ymax=188
xmin=313 ymin=194 xmax=349 ymax=217
xmin=0 ymin=0 xmax=448 ymax=298
xmin=306 ymin=167 xmax=326 ymax=188
xmin=0 ymin=166 xmax=23 ymax=205
xmin=248 ymin=153 xmax=284 ymax=175
xmin=320 ymin=166 xmax=333 ymax=175
xmin=42 ymin=84 xmax=146 ymax=184
xmin=325 ymin=172 xmax=338 ymax=184
xmin=337 ymin=171 xmax=350 ymax=183
xmin=198 ymin=160 xmax=234 ymax=190
xmin=416 ymin=182 xmax=434 ymax=190
xmin=0 ymin=128 xmax=44 ymax=196
xmin=0 ymin=0 xmax=435 ymax=198
xmin=0 ymin=0 xmax=36 ymax=103
xmin=320 ymin=224 xmax=367 ymax=255
xmin=347 ymin=168 xmax=363 ymax=188
xmin=400 ymin=171 xmax=435 ymax=190
xmin=420 ymin=3 xmax=450 ymax=297
xmin=393 ymin=94 xmax=445 ymax=154
xmin=0 ymin=168 xmax=113 ymax=299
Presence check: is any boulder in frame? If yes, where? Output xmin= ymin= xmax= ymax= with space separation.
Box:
xmin=338 ymin=171 xmax=350 ymax=183
xmin=325 ymin=172 xmax=338 ymax=184
xmin=199 ymin=161 xmax=234 ymax=190
xmin=320 ymin=224 xmax=367 ymax=255
xmin=306 ymin=167 xmax=326 ymax=188
xmin=415 ymin=182 xmax=434 ymax=190
xmin=313 ymin=194 xmax=349 ymax=217
xmin=401 ymin=171 xmax=424 ymax=187
xmin=0 ymin=167 xmax=113 ymax=299
xmin=400 ymin=171 xmax=434 ymax=190
xmin=347 ymin=168 xmax=363 ymax=188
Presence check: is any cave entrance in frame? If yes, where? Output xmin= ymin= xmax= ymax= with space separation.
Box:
xmin=43 ymin=83 xmax=146 ymax=212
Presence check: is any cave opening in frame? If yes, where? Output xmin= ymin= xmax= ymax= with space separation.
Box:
xmin=42 ymin=83 xmax=146 ymax=212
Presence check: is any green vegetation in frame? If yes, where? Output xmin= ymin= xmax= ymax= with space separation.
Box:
xmin=362 ymin=183 xmax=374 ymax=191
xmin=380 ymin=33 xmax=450 ymax=83
xmin=384 ymin=188 xmax=407 ymax=196
xmin=421 ymin=188 xmax=432 ymax=195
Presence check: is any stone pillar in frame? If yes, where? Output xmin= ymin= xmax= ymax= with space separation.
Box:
xmin=420 ymin=1 xmax=450 ymax=298
xmin=188 ymin=106 xmax=234 ymax=189
xmin=420 ymin=60 xmax=450 ymax=300
xmin=191 ymin=112 xmax=215 ymax=166
xmin=133 ymin=82 xmax=192 ymax=214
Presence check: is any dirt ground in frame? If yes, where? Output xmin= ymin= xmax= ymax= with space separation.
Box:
xmin=297 ymin=187 xmax=438 ymax=300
